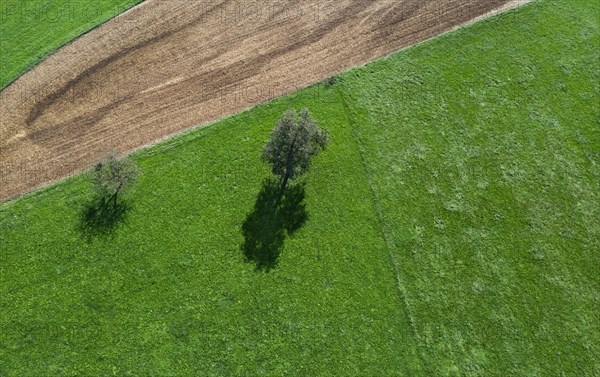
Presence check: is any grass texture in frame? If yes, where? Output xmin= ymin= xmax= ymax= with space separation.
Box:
xmin=1 ymin=0 xmax=598 ymax=375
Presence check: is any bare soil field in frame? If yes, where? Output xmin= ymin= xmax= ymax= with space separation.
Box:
xmin=0 ymin=0 xmax=520 ymax=202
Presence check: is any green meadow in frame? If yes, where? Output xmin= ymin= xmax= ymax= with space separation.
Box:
xmin=1 ymin=0 xmax=598 ymax=375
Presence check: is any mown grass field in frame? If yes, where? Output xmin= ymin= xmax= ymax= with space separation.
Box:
xmin=0 ymin=0 xmax=143 ymax=90
xmin=1 ymin=0 xmax=598 ymax=375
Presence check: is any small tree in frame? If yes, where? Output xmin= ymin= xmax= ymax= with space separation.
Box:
xmin=91 ymin=152 xmax=139 ymax=206
xmin=262 ymin=108 xmax=328 ymax=191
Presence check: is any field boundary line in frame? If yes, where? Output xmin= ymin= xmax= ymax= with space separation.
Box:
xmin=336 ymin=86 xmax=428 ymax=375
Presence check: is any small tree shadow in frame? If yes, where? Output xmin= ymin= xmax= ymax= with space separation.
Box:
xmin=241 ymin=179 xmax=308 ymax=271
xmin=78 ymin=196 xmax=130 ymax=241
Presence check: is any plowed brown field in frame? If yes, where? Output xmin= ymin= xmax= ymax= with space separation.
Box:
xmin=0 ymin=0 xmax=522 ymax=202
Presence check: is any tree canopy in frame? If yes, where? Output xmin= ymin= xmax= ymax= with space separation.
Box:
xmin=91 ymin=152 xmax=139 ymax=204
xmin=262 ymin=108 xmax=328 ymax=190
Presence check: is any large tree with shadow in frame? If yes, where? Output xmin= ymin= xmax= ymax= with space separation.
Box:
xmin=242 ymin=109 xmax=328 ymax=270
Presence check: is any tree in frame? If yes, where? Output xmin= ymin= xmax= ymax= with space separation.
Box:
xmin=262 ymin=108 xmax=328 ymax=191
xmin=91 ymin=152 xmax=139 ymax=206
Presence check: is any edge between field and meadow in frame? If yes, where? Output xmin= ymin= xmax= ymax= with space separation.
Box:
xmin=0 ymin=0 xmax=529 ymax=204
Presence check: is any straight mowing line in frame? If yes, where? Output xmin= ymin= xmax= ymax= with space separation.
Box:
xmin=335 ymin=85 xmax=427 ymax=375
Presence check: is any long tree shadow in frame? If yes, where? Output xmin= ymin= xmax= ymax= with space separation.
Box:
xmin=241 ymin=178 xmax=308 ymax=271
xmin=78 ymin=195 xmax=130 ymax=241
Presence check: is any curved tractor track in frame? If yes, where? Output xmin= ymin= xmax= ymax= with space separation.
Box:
xmin=1 ymin=0 xmax=521 ymax=202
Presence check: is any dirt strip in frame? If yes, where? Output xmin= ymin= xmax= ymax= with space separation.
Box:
xmin=0 ymin=0 xmax=525 ymax=202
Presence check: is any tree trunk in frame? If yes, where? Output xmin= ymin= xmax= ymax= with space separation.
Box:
xmin=279 ymin=127 xmax=298 ymax=197
xmin=111 ymin=183 xmax=123 ymax=207
xmin=279 ymin=174 xmax=289 ymax=195
xmin=277 ymin=170 xmax=291 ymax=202
xmin=110 ymin=188 xmax=120 ymax=207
